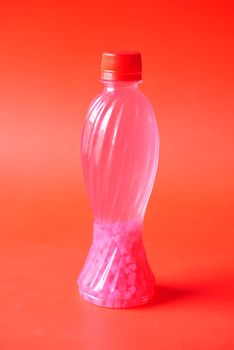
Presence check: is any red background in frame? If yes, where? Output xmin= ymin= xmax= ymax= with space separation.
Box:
xmin=0 ymin=1 xmax=234 ymax=349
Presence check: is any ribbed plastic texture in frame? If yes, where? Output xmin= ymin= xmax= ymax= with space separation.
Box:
xmin=78 ymin=81 xmax=159 ymax=308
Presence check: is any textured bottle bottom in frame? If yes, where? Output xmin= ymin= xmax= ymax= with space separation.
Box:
xmin=78 ymin=220 xmax=155 ymax=309
xmin=79 ymin=287 xmax=155 ymax=308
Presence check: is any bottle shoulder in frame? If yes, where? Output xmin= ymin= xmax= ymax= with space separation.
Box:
xmin=86 ymin=88 xmax=156 ymax=120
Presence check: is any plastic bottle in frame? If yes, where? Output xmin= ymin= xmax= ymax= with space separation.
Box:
xmin=78 ymin=51 xmax=159 ymax=308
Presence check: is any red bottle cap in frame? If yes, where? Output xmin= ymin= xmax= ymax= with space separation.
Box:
xmin=101 ymin=51 xmax=142 ymax=82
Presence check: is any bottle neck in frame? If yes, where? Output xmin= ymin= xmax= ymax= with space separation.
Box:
xmin=102 ymin=80 xmax=141 ymax=92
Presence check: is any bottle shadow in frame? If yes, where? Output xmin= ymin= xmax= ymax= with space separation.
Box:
xmin=139 ymin=274 xmax=233 ymax=308
xmin=138 ymin=284 xmax=199 ymax=309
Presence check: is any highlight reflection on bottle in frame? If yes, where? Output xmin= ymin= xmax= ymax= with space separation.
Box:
xmin=78 ymin=51 xmax=160 ymax=308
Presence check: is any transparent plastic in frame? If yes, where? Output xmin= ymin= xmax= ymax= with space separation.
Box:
xmin=78 ymin=81 xmax=159 ymax=308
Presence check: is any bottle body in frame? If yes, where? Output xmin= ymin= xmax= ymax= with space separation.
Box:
xmin=78 ymin=81 xmax=159 ymax=308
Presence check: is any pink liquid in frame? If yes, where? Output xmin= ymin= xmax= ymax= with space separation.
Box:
xmin=78 ymin=81 xmax=159 ymax=308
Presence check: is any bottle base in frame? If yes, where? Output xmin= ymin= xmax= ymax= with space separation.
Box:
xmin=78 ymin=287 xmax=155 ymax=309
xmin=78 ymin=221 xmax=155 ymax=308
